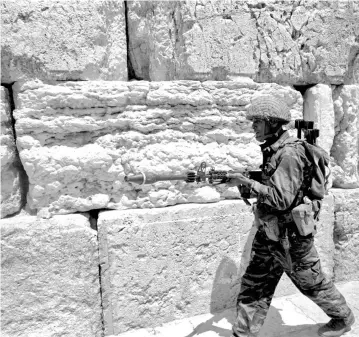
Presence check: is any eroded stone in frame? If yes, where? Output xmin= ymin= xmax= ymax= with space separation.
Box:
xmin=12 ymin=80 xmax=302 ymax=215
xmin=0 ymin=213 xmax=102 ymax=337
xmin=331 ymin=85 xmax=359 ymax=188
xmin=1 ymin=0 xmax=127 ymax=83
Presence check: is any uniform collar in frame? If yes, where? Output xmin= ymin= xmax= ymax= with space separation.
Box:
xmin=260 ymin=130 xmax=292 ymax=153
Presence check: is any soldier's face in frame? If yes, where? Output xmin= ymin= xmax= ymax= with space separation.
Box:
xmin=252 ymin=119 xmax=268 ymax=142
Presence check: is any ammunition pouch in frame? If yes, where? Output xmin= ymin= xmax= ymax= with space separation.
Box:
xmin=260 ymin=214 xmax=280 ymax=241
xmin=291 ymin=203 xmax=316 ymax=236
xmin=252 ymin=203 xmax=280 ymax=241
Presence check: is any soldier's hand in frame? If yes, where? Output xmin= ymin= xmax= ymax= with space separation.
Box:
xmin=226 ymin=178 xmax=242 ymax=187
xmin=226 ymin=172 xmax=252 ymax=187
xmin=237 ymin=185 xmax=249 ymax=195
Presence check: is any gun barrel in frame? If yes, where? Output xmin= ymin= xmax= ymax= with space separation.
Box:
xmin=124 ymin=174 xmax=146 ymax=184
xmin=125 ymin=172 xmax=189 ymax=185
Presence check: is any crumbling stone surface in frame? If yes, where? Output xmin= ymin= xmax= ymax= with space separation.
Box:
xmin=12 ymin=79 xmax=302 ymax=215
xmin=1 ymin=0 xmax=127 ymax=83
xmin=98 ymin=198 xmax=335 ymax=334
xmin=1 ymin=86 xmax=22 ymax=218
xmin=303 ymin=84 xmax=335 ymax=155
xmin=331 ymin=188 xmax=359 ymax=282
xmin=0 ymin=213 xmax=102 ymax=337
xmin=331 ymin=85 xmax=359 ymax=188
xmin=127 ymin=0 xmax=359 ymax=84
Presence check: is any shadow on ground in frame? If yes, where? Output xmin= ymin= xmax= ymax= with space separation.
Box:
xmin=184 ymin=223 xmax=325 ymax=337
xmin=184 ymin=305 xmax=323 ymax=337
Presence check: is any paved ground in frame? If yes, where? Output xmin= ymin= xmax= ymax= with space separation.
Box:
xmin=116 ymin=281 xmax=359 ymax=337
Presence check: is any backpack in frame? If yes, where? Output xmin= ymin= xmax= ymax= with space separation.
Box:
xmin=297 ymin=139 xmax=330 ymax=201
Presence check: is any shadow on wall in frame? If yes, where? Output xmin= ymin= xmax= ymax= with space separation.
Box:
xmin=210 ymin=225 xmax=258 ymax=312
xmin=184 ymin=225 xmax=258 ymax=337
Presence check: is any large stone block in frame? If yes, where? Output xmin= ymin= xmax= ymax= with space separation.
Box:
xmin=331 ymin=188 xmax=359 ymax=282
xmin=12 ymin=79 xmax=302 ymax=215
xmin=0 ymin=214 xmax=102 ymax=337
xmin=331 ymin=85 xmax=359 ymax=188
xmin=98 ymin=201 xmax=254 ymax=334
xmin=1 ymin=0 xmax=127 ymax=83
xmin=127 ymin=0 xmax=359 ymax=84
xmin=1 ymin=86 xmax=22 ymax=218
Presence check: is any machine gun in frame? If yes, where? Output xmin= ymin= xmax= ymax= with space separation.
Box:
xmin=125 ymin=162 xmax=261 ymax=186
xmin=124 ymin=162 xmax=262 ymax=205
xmin=295 ymin=119 xmax=319 ymax=145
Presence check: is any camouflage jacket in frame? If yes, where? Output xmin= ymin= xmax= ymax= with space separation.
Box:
xmin=250 ymin=130 xmax=310 ymax=219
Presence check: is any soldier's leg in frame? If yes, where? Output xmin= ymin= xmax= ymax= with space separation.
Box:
xmin=233 ymin=229 xmax=283 ymax=337
xmin=288 ymin=233 xmax=353 ymax=323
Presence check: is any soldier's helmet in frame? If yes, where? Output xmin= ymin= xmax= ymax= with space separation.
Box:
xmin=246 ymin=95 xmax=291 ymax=124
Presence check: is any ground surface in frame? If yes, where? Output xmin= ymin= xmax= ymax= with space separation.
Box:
xmin=116 ymin=281 xmax=359 ymax=337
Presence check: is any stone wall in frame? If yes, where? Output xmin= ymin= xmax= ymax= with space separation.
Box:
xmin=1 ymin=0 xmax=359 ymax=336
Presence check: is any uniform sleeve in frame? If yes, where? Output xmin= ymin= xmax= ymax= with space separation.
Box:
xmin=250 ymin=148 xmax=305 ymax=211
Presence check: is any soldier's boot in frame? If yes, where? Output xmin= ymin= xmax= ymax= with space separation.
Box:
xmin=318 ymin=310 xmax=355 ymax=337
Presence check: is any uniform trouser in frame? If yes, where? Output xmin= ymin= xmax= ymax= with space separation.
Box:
xmin=233 ymin=225 xmax=352 ymax=337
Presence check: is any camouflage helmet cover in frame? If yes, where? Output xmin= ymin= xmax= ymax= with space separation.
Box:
xmin=246 ymin=95 xmax=291 ymax=123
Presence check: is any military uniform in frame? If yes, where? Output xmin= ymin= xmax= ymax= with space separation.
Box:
xmin=232 ymin=130 xmax=353 ymax=337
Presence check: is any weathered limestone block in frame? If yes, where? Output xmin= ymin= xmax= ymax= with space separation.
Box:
xmin=332 ymin=188 xmax=359 ymax=282
xmin=0 ymin=213 xmax=102 ymax=337
xmin=13 ymin=79 xmax=302 ymax=215
xmin=127 ymin=0 xmax=359 ymax=84
xmin=98 ymin=197 xmax=335 ymax=334
xmin=331 ymin=85 xmax=359 ymax=188
xmin=303 ymin=84 xmax=335 ymax=154
xmin=1 ymin=0 xmax=127 ymax=83
xmin=1 ymin=86 xmax=22 ymax=218
xmin=98 ymin=201 xmax=253 ymax=334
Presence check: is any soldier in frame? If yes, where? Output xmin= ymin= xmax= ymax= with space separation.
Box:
xmin=227 ymin=95 xmax=355 ymax=337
